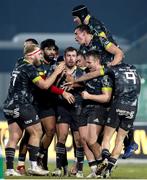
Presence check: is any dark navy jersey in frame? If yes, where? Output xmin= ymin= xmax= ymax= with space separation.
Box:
xmin=103 ymin=63 xmax=141 ymax=104
xmin=4 ymin=60 xmax=41 ymax=107
xmin=80 ymin=36 xmax=114 ymax=65
xmin=84 ymin=74 xmax=113 ymax=106
xmin=57 ymin=66 xmax=85 ymax=106
xmin=88 ymin=16 xmax=117 ymax=45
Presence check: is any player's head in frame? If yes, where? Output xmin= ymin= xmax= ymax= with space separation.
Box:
xmin=24 ymin=44 xmax=44 ymax=66
xmin=24 ymin=38 xmax=39 ymax=48
xmin=72 ymin=4 xmax=89 ymax=24
xmin=85 ymin=50 xmax=101 ymax=71
xmin=40 ymin=39 xmax=59 ymax=62
xmin=74 ymin=24 xmax=92 ymax=45
xmin=76 ymin=51 xmax=86 ymax=68
xmin=64 ymin=47 xmax=77 ymax=68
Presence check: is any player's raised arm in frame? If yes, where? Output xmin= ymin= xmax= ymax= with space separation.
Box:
xmin=35 ymin=62 xmax=65 ymax=89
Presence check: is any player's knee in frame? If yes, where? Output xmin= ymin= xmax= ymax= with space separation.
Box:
xmin=87 ymin=138 xmax=96 ymax=147
xmin=46 ymin=127 xmax=56 ymax=137
xmin=29 ymin=126 xmax=43 ymax=138
xmin=80 ymin=136 xmax=87 ymax=145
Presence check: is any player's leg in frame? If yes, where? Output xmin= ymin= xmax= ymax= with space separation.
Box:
xmin=122 ymin=127 xmax=138 ymax=159
xmin=38 ymin=115 xmax=56 ymax=170
xmin=79 ymin=125 xmax=97 ymax=176
xmin=16 ymin=131 xmax=30 ymax=174
xmin=72 ymin=130 xmax=84 ymax=178
xmin=5 ymin=122 xmax=23 ymax=176
xmin=22 ymin=104 xmax=48 ymax=176
xmin=102 ymin=127 xmax=127 ymax=178
xmin=52 ymin=123 xmax=69 ymax=176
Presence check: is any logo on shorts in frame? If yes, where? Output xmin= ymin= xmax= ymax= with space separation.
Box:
xmin=24 ymin=119 xmax=33 ymax=124
xmin=93 ymin=118 xmax=99 ymax=123
xmin=36 ymin=115 xmax=39 ymax=121
xmin=116 ymin=109 xmax=135 ymax=119
xmin=107 ymin=118 xmax=111 ymax=123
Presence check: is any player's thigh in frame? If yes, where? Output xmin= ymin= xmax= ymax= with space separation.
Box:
xmin=87 ymin=124 xmax=102 ymax=143
xmin=8 ymin=122 xmax=23 ymax=142
xmin=41 ymin=116 xmax=56 ymax=133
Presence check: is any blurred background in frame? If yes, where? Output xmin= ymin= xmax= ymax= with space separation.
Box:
xmin=0 ymin=0 xmax=147 ymax=160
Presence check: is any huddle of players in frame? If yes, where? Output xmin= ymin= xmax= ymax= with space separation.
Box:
xmin=3 ymin=4 xmax=141 ymax=178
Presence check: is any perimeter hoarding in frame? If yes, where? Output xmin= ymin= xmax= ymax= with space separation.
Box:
xmin=0 ymin=121 xmax=147 ymax=160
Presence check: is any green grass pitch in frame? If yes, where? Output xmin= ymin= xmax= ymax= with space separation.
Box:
xmin=4 ymin=162 xmax=147 ymax=179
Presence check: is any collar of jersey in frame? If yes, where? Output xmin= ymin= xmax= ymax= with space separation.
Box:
xmin=66 ymin=65 xmax=77 ymax=74
xmin=23 ymin=59 xmax=31 ymax=64
xmin=85 ymin=14 xmax=91 ymax=24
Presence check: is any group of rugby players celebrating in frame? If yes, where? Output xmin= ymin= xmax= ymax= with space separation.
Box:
xmin=3 ymin=4 xmax=141 ymax=178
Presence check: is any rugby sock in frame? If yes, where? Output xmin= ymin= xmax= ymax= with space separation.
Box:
xmin=102 ymin=149 xmax=111 ymax=160
xmin=88 ymin=160 xmax=97 ymax=167
xmin=42 ymin=150 xmax=48 ymax=170
xmin=62 ymin=147 xmax=68 ymax=175
xmin=18 ymin=131 xmax=29 ymax=164
xmin=63 ymin=165 xmax=68 ymax=176
xmin=39 ymin=143 xmax=48 ymax=169
xmin=76 ymin=147 xmax=84 ymax=171
xmin=56 ymin=142 xmax=66 ymax=170
xmin=88 ymin=160 xmax=97 ymax=173
xmin=124 ymin=129 xmax=134 ymax=148
xmin=96 ymin=158 xmax=103 ymax=165
xmin=18 ymin=152 xmax=26 ymax=163
xmin=62 ymin=146 xmax=68 ymax=166
xmin=72 ymin=132 xmax=77 ymax=158
xmin=107 ymin=157 xmax=117 ymax=171
xmin=27 ymin=144 xmax=40 ymax=168
xmin=5 ymin=147 xmax=15 ymax=169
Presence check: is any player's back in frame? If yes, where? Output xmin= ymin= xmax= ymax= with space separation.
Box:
xmin=88 ymin=16 xmax=117 ymax=45
xmin=111 ymin=63 xmax=141 ymax=102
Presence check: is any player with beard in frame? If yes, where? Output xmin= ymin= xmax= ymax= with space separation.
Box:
xmin=36 ymin=39 xmax=74 ymax=173
xmin=52 ymin=47 xmax=85 ymax=177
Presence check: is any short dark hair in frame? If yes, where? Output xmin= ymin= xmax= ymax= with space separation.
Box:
xmin=85 ymin=50 xmax=101 ymax=61
xmin=25 ymin=38 xmax=39 ymax=45
xmin=75 ymin=24 xmax=91 ymax=34
xmin=77 ymin=51 xmax=85 ymax=59
xmin=64 ymin=47 xmax=77 ymax=56
xmin=40 ymin=39 xmax=56 ymax=50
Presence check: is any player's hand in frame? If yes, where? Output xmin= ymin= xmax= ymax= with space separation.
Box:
xmin=62 ymin=91 xmax=75 ymax=104
xmin=54 ymin=62 xmax=65 ymax=75
xmin=63 ymin=79 xmax=75 ymax=87
xmin=66 ymin=74 xmax=75 ymax=82
xmin=62 ymin=84 xmax=74 ymax=91
xmin=81 ymin=91 xmax=90 ymax=99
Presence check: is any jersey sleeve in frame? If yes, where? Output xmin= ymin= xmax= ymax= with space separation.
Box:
xmin=101 ymin=75 xmax=113 ymax=92
xmin=99 ymin=36 xmax=112 ymax=49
